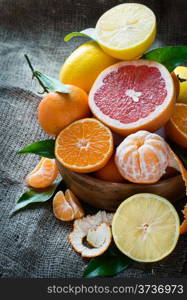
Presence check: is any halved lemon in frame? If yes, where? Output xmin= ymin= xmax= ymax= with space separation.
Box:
xmin=112 ymin=193 xmax=180 ymax=262
xmin=96 ymin=3 xmax=156 ymax=60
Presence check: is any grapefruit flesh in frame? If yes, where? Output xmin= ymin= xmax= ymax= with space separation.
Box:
xmin=89 ymin=60 xmax=175 ymax=135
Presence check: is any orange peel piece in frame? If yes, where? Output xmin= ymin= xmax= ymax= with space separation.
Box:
xmin=53 ymin=190 xmax=84 ymax=221
xmin=168 ymin=148 xmax=187 ymax=193
xmin=180 ymin=204 xmax=187 ymax=234
xmin=25 ymin=157 xmax=58 ymax=188
xmin=69 ymin=211 xmax=113 ymax=257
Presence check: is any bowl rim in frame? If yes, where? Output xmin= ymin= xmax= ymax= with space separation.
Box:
xmin=57 ymin=161 xmax=182 ymax=188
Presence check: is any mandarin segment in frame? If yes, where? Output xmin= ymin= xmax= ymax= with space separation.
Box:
xmin=53 ymin=189 xmax=84 ymax=221
xmin=25 ymin=157 xmax=58 ymax=188
xmin=55 ymin=118 xmax=114 ymax=173
xmin=65 ymin=189 xmax=84 ymax=219
xmin=53 ymin=191 xmax=74 ymax=221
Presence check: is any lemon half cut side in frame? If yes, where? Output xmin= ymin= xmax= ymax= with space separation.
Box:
xmin=112 ymin=193 xmax=180 ymax=263
xmin=96 ymin=3 xmax=156 ymax=60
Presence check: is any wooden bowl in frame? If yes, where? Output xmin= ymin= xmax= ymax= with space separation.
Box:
xmin=57 ymin=161 xmax=186 ymax=212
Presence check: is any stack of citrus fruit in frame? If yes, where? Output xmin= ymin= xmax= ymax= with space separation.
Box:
xmin=23 ymin=3 xmax=187 ymax=261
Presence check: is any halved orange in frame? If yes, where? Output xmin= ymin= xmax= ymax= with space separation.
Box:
xmin=55 ymin=118 xmax=113 ymax=173
xmin=165 ymin=103 xmax=187 ymax=148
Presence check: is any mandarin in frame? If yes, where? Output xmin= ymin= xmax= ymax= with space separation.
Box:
xmin=94 ymin=155 xmax=125 ymax=183
xmin=37 ymin=85 xmax=90 ymax=136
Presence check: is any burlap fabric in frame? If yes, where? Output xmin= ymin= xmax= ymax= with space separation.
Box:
xmin=0 ymin=0 xmax=187 ymax=278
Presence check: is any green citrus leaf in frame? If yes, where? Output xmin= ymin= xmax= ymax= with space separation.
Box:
xmin=83 ymin=246 xmax=133 ymax=278
xmin=34 ymin=71 xmax=69 ymax=94
xmin=143 ymin=46 xmax=187 ymax=72
xmin=25 ymin=54 xmax=69 ymax=94
xmin=12 ymin=179 xmax=64 ymax=213
xmin=64 ymin=28 xmax=97 ymax=42
xmin=17 ymin=140 xmax=55 ymax=158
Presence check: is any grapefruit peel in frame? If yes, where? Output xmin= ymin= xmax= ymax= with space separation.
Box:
xmin=69 ymin=211 xmax=114 ymax=257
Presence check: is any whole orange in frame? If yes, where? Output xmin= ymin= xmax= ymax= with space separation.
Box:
xmin=37 ymin=85 xmax=90 ymax=136
xmin=94 ymin=155 xmax=125 ymax=183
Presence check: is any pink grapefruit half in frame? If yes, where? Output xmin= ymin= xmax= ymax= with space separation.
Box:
xmin=89 ymin=60 xmax=176 ymax=135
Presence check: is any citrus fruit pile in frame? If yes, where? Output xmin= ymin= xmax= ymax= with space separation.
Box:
xmin=21 ymin=3 xmax=187 ymax=263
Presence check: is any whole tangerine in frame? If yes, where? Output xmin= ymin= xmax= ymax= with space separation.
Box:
xmin=38 ymin=85 xmax=90 ymax=136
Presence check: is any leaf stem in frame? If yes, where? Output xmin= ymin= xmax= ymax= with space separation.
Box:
xmin=24 ymin=54 xmax=49 ymax=94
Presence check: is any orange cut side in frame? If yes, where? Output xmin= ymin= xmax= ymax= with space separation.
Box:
xmin=165 ymin=103 xmax=187 ymax=148
xmin=55 ymin=118 xmax=114 ymax=173
xmin=25 ymin=157 xmax=58 ymax=188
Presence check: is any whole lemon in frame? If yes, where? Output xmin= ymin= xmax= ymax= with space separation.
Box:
xmin=174 ymin=66 xmax=187 ymax=104
xmin=59 ymin=41 xmax=119 ymax=92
